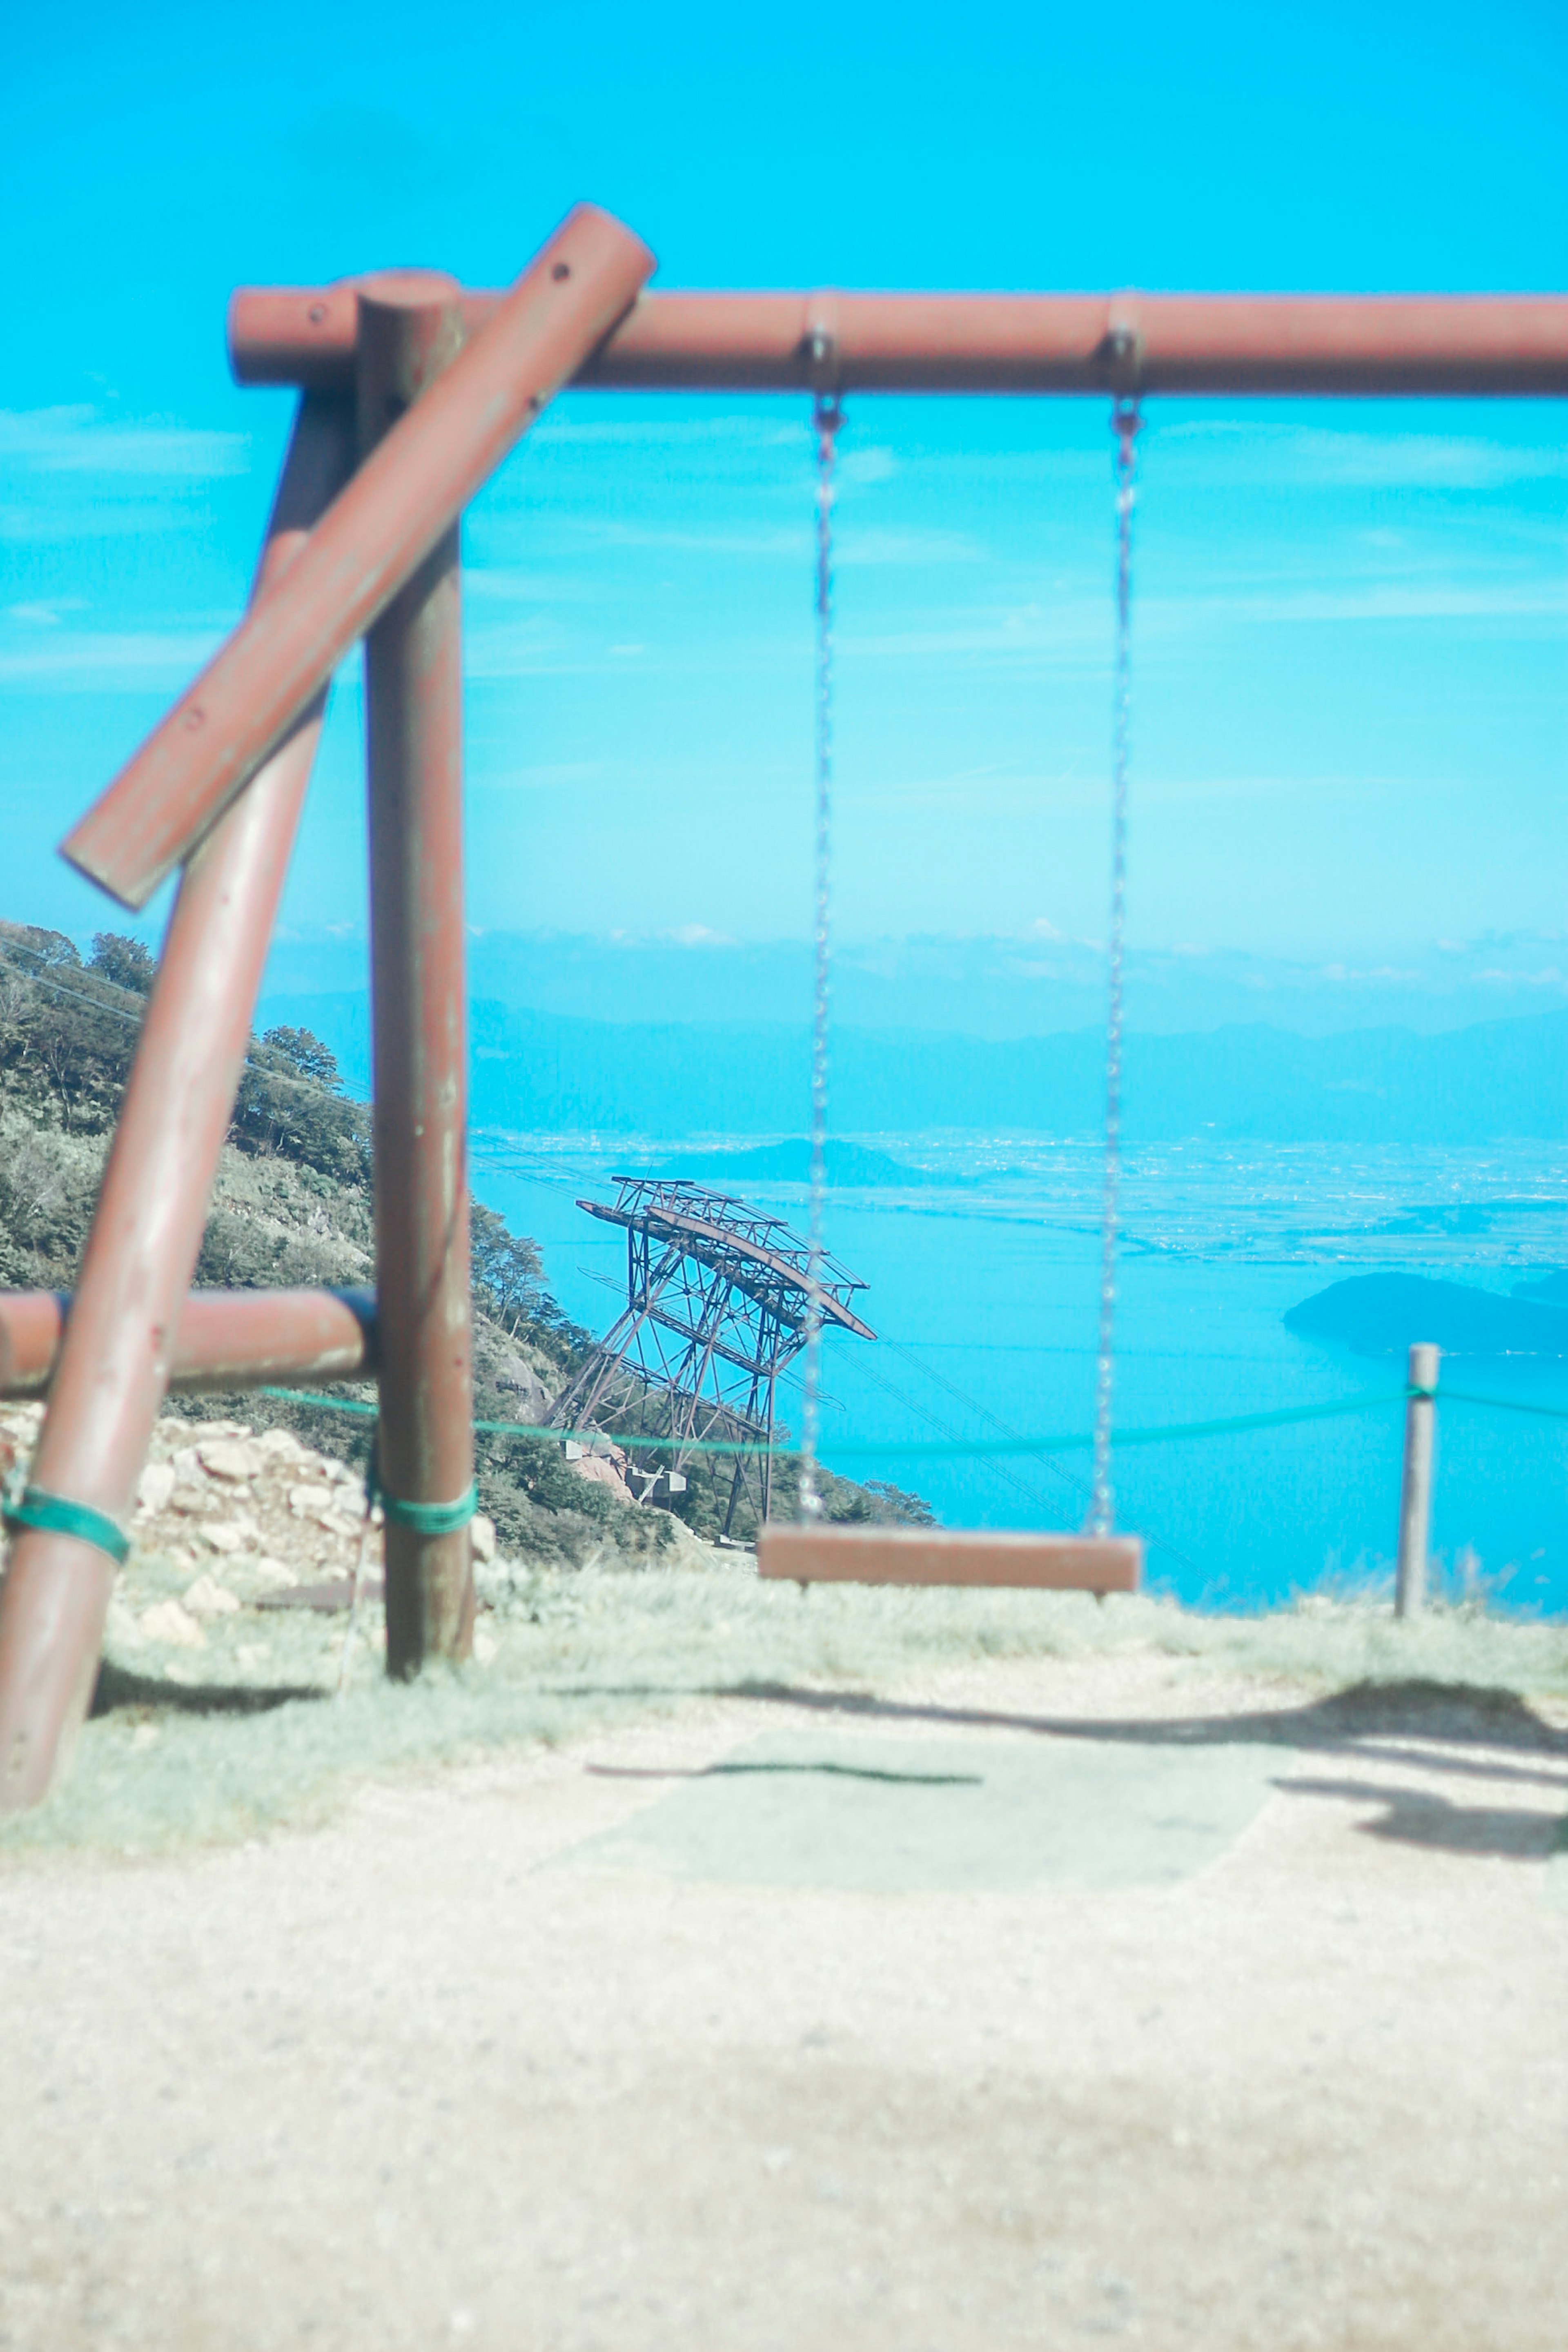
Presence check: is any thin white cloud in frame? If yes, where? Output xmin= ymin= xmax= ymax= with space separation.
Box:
xmin=665 ymin=923 xmax=737 ymax=947
xmin=1319 ymin=962 xmax=1427 ymax=984
xmin=837 ymin=563 xmax=1568 ymax=666
xmin=0 ymin=405 xmax=249 ymax=479
xmin=1180 ymin=577 xmax=1568 ymax=627
xmin=838 ymin=526 xmax=986 ymax=568
xmin=474 ymin=760 xmax=606 ymax=793
xmin=461 ymin=563 xmax=608 ymax=609
xmin=2 ymin=599 xmax=85 ymax=626
xmin=546 ymin=519 xmax=804 ymax=560
xmin=0 ymin=624 xmax=229 ymax=688
xmin=842 ymin=599 xmax=1108 ymax=665
xmin=469 ymin=517 xmax=982 ymax=575
xmin=464 ymin=613 xmax=590 ymax=680
xmin=839 ymin=445 xmax=898 ymax=487
xmin=531 ymin=414 xmax=799 ymax=450
xmin=0 ymin=501 xmax=210 ymax=545
xmin=1159 ymin=419 xmax=1568 ymax=491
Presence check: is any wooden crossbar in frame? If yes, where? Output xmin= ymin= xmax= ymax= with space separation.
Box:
xmin=231 ymin=287 xmax=1568 ymax=399
xmin=0 ymin=1286 xmax=376 ymax=1400
xmin=756 ymin=1524 xmax=1142 ymax=1592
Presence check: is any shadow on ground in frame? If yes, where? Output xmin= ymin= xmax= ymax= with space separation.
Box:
xmin=92 ymin=1659 xmax=323 ymax=1718
xmin=558 ymin=1677 xmax=1568 ymax=1869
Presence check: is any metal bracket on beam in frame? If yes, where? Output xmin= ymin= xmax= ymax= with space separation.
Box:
xmin=802 ymin=292 xmax=842 ymax=394
xmin=1102 ymin=294 xmax=1146 ymax=395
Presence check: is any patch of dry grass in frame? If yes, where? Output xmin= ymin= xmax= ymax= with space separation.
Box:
xmin=2 ymin=1551 xmax=1564 ymax=1860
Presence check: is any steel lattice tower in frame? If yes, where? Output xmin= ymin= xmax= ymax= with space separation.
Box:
xmin=547 ymin=1178 xmax=875 ymax=1535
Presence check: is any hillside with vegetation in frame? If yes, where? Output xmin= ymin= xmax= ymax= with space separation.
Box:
xmin=0 ymin=919 xmax=925 ymax=1561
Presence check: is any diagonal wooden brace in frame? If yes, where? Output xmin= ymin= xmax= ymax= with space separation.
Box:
xmin=0 ymin=397 xmax=356 ymax=1811
xmin=62 ymin=204 xmax=655 ymax=911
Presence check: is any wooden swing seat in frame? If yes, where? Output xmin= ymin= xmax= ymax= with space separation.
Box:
xmin=757 ymin=1523 xmax=1141 ymax=1592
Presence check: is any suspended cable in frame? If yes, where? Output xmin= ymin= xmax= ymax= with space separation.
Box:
xmin=877 ymin=1337 xmax=1091 ymax=1509
xmin=869 ymin=1338 xmax=1204 ymax=1579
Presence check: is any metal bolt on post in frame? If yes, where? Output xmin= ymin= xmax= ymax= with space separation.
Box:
xmin=1395 ymin=1342 xmax=1439 ymax=1619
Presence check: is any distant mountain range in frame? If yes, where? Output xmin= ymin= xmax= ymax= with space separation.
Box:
xmin=259 ymin=992 xmax=1568 ymax=1145
xmin=256 ymin=927 xmax=1568 ymax=1040
xmin=647 ymin=1139 xmax=934 ymax=1188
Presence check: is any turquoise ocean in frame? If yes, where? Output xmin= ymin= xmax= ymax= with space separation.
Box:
xmin=470 ymin=1133 xmax=1568 ymax=1617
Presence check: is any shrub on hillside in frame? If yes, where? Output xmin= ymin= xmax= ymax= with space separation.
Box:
xmin=0 ymin=1117 xmax=103 ymax=1284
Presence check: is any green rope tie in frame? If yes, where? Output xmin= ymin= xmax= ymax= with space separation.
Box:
xmin=2 ymin=1483 xmax=130 ymax=1566
xmin=368 ymin=1468 xmax=477 ymax=1537
xmin=271 ymin=1405 xmax=479 ymax=1536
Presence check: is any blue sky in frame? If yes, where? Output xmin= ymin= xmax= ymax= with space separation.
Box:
xmin=4 ymin=0 xmax=1566 ymax=1027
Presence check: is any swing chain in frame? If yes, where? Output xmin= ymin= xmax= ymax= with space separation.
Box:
xmin=1089 ymin=396 xmax=1141 ymax=1538
xmin=800 ymin=387 xmax=843 ymax=1520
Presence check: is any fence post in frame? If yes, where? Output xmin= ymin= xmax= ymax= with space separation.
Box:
xmin=0 ymin=397 xmax=356 ymax=1809
xmin=356 ymin=274 xmax=475 ymax=1675
xmin=1394 ymin=1341 xmax=1439 ymax=1619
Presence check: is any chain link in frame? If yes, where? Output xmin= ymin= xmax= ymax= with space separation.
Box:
xmin=1088 ymin=395 xmax=1141 ymax=1537
xmin=799 ymin=389 xmax=842 ymax=1520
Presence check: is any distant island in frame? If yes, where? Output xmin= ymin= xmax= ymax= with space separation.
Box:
xmin=1512 ymin=1269 xmax=1568 ymax=1307
xmin=1285 ymin=1272 xmax=1568 ymax=1360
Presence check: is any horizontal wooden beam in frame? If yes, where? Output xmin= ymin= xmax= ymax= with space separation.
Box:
xmin=231 ymin=286 xmax=1568 ymax=398
xmin=0 ymin=1287 xmax=376 ymax=1400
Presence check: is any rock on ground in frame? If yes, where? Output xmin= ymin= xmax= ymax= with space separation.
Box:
xmin=0 ymin=1402 xmax=724 ymax=1685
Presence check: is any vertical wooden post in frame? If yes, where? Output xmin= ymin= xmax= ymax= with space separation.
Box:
xmin=356 ymin=272 xmax=476 ymax=1675
xmin=1395 ymin=1341 xmax=1439 ymax=1619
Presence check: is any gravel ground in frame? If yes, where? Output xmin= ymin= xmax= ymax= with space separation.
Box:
xmin=2 ymin=1649 xmax=1565 ymax=2351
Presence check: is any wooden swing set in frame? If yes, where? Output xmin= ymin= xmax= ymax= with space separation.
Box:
xmin=1 ymin=201 xmax=1564 ymax=1808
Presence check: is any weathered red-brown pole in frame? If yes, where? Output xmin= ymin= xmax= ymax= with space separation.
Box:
xmin=0 ymin=397 xmax=356 ymax=1809
xmin=229 ymin=285 xmax=1568 ymax=398
xmin=65 ymin=206 xmax=657 ymax=910
xmin=356 ymin=275 xmax=474 ymax=1675
xmin=0 ymin=1285 xmax=377 ymax=1399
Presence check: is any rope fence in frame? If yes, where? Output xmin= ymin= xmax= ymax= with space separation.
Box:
xmin=256 ymin=1376 xmax=1568 ymax=1464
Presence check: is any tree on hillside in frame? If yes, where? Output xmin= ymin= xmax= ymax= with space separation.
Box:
xmin=231 ymin=1025 xmax=368 ymax=1184
xmin=261 ymin=1025 xmax=342 ymax=1091
xmin=89 ymin=933 xmax=156 ymax=996
xmin=471 ymin=1200 xmax=549 ymax=1335
xmin=0 ymin=959 xmax=138 ymax=1134
xmin=5 ymin=924 xmax=81 ymax=971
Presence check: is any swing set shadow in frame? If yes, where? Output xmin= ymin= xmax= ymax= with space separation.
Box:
xmin=4 ymin=200 xmax=1567 ymax=1811
xmin=574 ymin=1675 xmax=1568 ymax=1866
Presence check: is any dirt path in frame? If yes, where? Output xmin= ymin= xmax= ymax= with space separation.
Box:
xmin=2 ymin=1652 xmax=1565 ymax=2351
